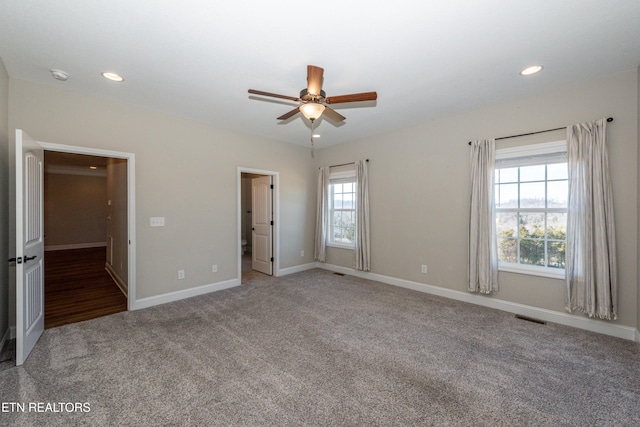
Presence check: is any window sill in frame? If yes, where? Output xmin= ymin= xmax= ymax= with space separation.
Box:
xmin=499 ymin=263 xmax=565 ymax=280
xmin=327 ymin=243 xmax=354 ymax=250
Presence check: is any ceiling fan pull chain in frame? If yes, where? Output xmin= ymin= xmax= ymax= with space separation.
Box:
xmin=310 ymin=120 xmax=315 ymax=158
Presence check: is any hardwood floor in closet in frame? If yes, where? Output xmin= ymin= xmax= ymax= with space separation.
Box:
xmin=45 ymin=247 xmax=127 ymax=329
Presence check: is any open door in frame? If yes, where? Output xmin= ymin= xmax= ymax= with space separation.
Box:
xmin=251 ymin=175 xmax=273 ymax=275
xmin=14 ymin=130 xmax=45 ymax=365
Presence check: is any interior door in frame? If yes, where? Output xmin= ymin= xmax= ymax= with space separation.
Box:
xmin=15 ymin=130 xmax=45 ymax=365
xmin=251 ymin=175 xmax=273 ymax=275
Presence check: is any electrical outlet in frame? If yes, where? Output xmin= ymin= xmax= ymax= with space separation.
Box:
xmin=178 ymin=269 xmax=185 ymax=279
xmin=212 ymin=264 xmax=218 ymax=273
xmin=421 ymin=265 xmax=428 ymax=274
xmin=300 ymin=250 xmax=304 ymax=257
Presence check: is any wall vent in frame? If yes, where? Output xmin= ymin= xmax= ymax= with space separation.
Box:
xmin=515 ymin=314 xmax=546 ymax=325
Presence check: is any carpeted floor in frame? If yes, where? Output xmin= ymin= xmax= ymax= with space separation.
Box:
xmin=1 ymin=268 xmax=639 ymax=426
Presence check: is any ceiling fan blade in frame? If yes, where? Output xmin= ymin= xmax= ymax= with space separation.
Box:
xmin=307 ymin=65 xmax=324 ymax=96
xmin=325 ymin=91 xmax=378 ymax=104
xmin=277 ymin=107 xmax=301 ymax=121
xmin=322 ymin=106 xmax=346 ymax=122
xmin=248 ymin=89 xmax=300 ymax=102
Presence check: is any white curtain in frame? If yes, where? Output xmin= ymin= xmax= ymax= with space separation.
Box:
xmin=469 ymin=139 xmax=498 ymax=293
xmin=565 ymin=119 xmax=617 ymax=320
xmin=353 ymin=160 xmax=370 ymax=271
xmin=314 ymin=166 xmax=330 ymax=262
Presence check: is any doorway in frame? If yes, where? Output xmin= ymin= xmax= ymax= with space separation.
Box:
xmin=237 ymin=168 xmax=279 ymax=282
xmin=14 ymin=130 xmax=137 ymax=365
xmin=43 ymin=151 xmax=127 ymax=328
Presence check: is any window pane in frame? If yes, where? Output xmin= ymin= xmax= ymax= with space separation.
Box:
xmin=547 ymin=163 xmax=568 ymax=180
xmin=342 ymin=194 xmax=354 ymax=209
xmin=498 ymin=237 xmax=517 ymax=263
xmin=520 ymin=165 xmax=545 ymax=182
xmin=496 ymin=167 xmax=518 ymax=184
xmin=496 ymin=183 xmax=518 ymax=208
xmin=496 ymin=212 xmax=517 ymax=237
xmin=547 ymin=180 xmax=568 ymax=208
xmin=333 ymin=183 xmax=343 ymax=193
xmin=519 ymin=239 xmax=545 ymax=266
xmin=520 ymin=182 xmax=545 ymax=208
xmin=519 ymin=213 xmax=544 ymax=239
xmin=547 ymin=212 xmax=567 ymax=240
xmin=547 ymin=241 xmax=566 ymax=268
xmin=331 ymin=210 xmax=356 ymax=245
xmin=334 ymin=197 xmax=343 ymax=209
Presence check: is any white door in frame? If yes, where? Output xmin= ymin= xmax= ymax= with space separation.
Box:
xmin=251 ymin=175 xmax=273 ymax=275
xmin=15 ymin=130 xmax=45 ymax=365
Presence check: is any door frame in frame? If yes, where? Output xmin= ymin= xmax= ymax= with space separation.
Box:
xmin=237 ymin=167 xmax=279 ymax=279
xmin=38 ymin=141 xmax=137 ymax=309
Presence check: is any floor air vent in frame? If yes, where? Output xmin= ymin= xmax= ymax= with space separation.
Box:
xmin=333 ymin=272 xmax=345 ymax=276
xmin=515 ymin=314 xmax=546 ymax=325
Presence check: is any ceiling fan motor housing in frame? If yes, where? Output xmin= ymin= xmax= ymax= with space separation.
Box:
xmin=300 ymin=88 xmax=326 ymax=103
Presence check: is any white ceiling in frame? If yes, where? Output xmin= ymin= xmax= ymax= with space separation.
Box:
xmin=1 ymin=1 xmax=639 ymax=148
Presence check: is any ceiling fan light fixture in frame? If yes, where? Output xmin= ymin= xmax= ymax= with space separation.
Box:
xmin=300 ymin=103 xmax=325 ymax=121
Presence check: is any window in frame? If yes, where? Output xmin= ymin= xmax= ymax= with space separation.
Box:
xmin=328 ymin=171 xmax=356 ymax=248
xmin=495 ymin=141 xmax=567 ymax=278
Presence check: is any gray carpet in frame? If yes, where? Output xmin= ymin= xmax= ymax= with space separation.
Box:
xmin=1 ymin=268 xmax=639 ymax=426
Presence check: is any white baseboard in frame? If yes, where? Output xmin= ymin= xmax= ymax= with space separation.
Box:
xmin=278 ymin=262 xmax=317 ymax=276
xmin=132 ymin=278 xmax=241 ymax=311
xmin=45 ymin=242 xmax=107 ymax=251
xmin=635 ymin=328 xmax=640 ymax=343
xmin=105 ymin=263 xmax=128 ymax=298
xmin=317 ymin=263 xmax=638 ymax=342
xmin=10 ymin=326 xmax=16 ymax=340
xmin=0 ymin=328 xmax=9 ymax=354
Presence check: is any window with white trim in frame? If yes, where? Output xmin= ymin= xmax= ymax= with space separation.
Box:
xmin=495 ymin=141 xmax=567 ymax=278
xmin=328 ymin=171 xmax=356 ymax=248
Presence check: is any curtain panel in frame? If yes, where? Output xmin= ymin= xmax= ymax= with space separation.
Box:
xmin=469 ymin=139 xmax=498 ymax=293
xmin=565 ymin=118 xmax=617 ymax=320
xmin=314 ymin=166 xmax=330 ymax=262
xmin=353 ymin=160 xmax=371 ymax=271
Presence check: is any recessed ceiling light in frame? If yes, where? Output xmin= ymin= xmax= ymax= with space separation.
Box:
xmin=520 ymin=65 xmax=544 ymax=76
xmin=89 ymin=166 xmax=97 ymax=170
xmin=101 ymin=72 xmax=124 ymax=82
xmin=312 ymin=134 xmax=321 ymax=138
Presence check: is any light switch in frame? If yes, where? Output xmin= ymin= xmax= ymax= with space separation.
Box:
xmin=150 ymin=217 xmax=165 ymax=227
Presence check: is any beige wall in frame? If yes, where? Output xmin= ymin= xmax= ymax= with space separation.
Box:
xmin=44 ymin=171 xmax=107 ymax=248
xmin=7 ymin=78 xmax=316 ymax=313
xmin=0 ymin=58 xmax=9 ymax=341
xmin=106 ymin=158 xmax=128 ymax=288
xmin=315 ymin=70 xmax=639 ymax=329
xmin=638 ymin=65 xmax=640 ymax=334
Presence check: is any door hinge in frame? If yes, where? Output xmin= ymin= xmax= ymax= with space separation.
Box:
xmin=270 ymin=184 xmax=274 ymax=189
xmin=270 ymin=257 xmax=274 ymax=262
xmin=270 ymin=220 xmax=273 ymax=226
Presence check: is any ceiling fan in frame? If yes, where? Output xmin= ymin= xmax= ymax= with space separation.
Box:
xmin=248 ymin=65 xmax=377 ymax=124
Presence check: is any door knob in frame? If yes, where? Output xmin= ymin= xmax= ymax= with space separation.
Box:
xmin=24 ymin=255 xmax=37 ymax=262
